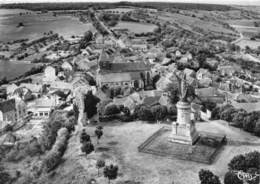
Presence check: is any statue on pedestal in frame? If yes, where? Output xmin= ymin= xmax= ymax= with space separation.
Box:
xmin=169 ymin=73 xmax=199 ymax=145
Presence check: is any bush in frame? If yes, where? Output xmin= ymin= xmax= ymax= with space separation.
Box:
xmin=136 ymin=106 xmax=154 ymax=121
xmin=244 ymin=151 xmax=260 ymax=169
xmin=104 ymin=104 xmax=121 ymax=116
xmin=39 ymin=110 xmax=77 ymax=152
xmin=151 ymin=105 xmax=168 ymax=121
xmin=25 ymin=138 xmax=43 ymax=157
xmin=52 ymin=128 xmax=69 ymax=153
xmin=42 ymin=150 xmax=62 ymax=172
xmin=64 ymin=117 xmax=76 ymax=133
xmin=198 ymin=169 xmax=221 ymax=184
xmin=42 ymin=128 xmax=70 ymax=172
xmin=224 ymin=171 xmax=242 ymax=184
xmin=6 ymin=138 xmax=43 ymax=162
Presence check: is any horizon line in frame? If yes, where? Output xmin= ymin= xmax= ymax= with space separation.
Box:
xmin=1 ymin=0 xmax=260 ymax=6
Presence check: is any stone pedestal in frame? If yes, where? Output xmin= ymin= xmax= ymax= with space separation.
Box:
xmin=169 ymin=101 xmax=199 ymax=145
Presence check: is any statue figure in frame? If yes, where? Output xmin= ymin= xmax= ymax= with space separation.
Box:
xmin=179 ymin=74 xmax=188 ymax=102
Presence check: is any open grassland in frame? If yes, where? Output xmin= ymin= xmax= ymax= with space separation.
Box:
xmin=226 ymin=19 xmax=260 ymax=27
xmin=0 ymin=60 xmax=38 ymax=80
xmin=0 ymin=11 xmax=95 ymax=42
xmin=234 ymin=5 xmax=260 ymax=14
xmin=23 ymin=121 xmax=260 ymax=184
xmin=112 ymin=21 xmax=157 ymax=33
xmin=158 ymin=12 xmax=236 ymax=36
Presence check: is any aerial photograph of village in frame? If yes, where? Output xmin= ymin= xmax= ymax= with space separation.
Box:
xmin=0 ymin=0 xmax=260 ymax=183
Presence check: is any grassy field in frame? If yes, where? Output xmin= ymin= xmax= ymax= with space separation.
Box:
xmin=0 ymin=10 xmax=95 ymax=42
xmin=226 ymin=19 xmax=260 ymax=27
xmin=112 ymin=21 xmax=157 ymax=33
xmin=0 ymin=60 xmax=38 ymax=80
xmin=236 ymin=39 xmax=260 ymax=49
xmin=101 ymin=8 xmax=136 ymax=13
xmin=227 ymin=19 xmax=260 ymax=38
xmin=158 ymin=12 xmax=236 ymax=35
xmin=20 ymin=120 xmax=259 ymax=184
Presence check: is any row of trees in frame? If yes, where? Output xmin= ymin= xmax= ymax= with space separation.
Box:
xmin=99 ymin=13 xmax=120 ymax=27
xmin=80 ymin=128 xmax=119 ymax=184
xmin=89 ymin=11 xmax=109 ymax=36
xmin=199 ymin=151 xmax=260 ymax=184
xmin=103 ymin=103 xmax=177 ymax=122
xmin=42 ymin=127 xmax=70 ymax=172
xmin=211 ymin=104 xmax=260 ymax=136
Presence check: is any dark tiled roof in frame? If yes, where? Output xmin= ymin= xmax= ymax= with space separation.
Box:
xmin=99 ymin=72 xmax=141 ymax=83
xmin=108 ymin=62 xmax=150 ymax=73
xmin=0 ymin=99 xmax=15 ymax=113
xmin=143 ymin=96 xmax=161 ymax=107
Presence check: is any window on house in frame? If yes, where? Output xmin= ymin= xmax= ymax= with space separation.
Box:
xmin=45 ymin=112 xmax=49 ymax=116
xmin=39 ymin=112 xmax=43 ymax=116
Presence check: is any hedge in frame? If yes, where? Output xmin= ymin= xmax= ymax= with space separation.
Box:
xmin=42 ymin=128 xmax=69 ymax=172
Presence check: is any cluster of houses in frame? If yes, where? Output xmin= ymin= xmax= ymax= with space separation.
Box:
xmin=1 ymin=13 xmax=260 ymax=146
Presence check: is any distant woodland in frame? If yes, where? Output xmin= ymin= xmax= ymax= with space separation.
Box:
xmin=1 ymin=2 xmax=234 ymax=11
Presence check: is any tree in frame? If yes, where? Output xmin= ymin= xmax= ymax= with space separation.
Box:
xmin=103 ymin=164 xmax=118 ymax=184
xmin=81 ymin=141 xmax=94 ymax=157
xmin=84 ymin=91 xmax=100 ymax=119
xmin=95 ymin=126 xmax=103 ymax=144
xmin=224 ymin=171 xmax=243 ymax=184
xmin=96 ymin=159 xmax=105 ymax=176
xmin=228 ymin=154 xmax=247 ymax=171
xmin=80 ymin=129 xmax=90 ymax=143
xmin=244 ymin=151 xmax=260 ymax=169
xmin=198 ymin=169 xmax=221 ymax=184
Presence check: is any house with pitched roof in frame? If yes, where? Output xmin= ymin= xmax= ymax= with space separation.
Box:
xmin=27 ymin=97 xmax=56 ymax=119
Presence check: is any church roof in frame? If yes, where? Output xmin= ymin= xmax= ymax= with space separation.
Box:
xmin=101 ymin=62 xmax=151 ymax=73
xmin=99 ymin=72 xmax=141 ymax=83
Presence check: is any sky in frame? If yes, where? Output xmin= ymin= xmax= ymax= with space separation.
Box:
xmin=0 ymin=0 xmax=260 ymax=6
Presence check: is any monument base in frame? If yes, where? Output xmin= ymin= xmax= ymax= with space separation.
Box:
xmin=169 ymin=122 xmax=200 ymax=145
